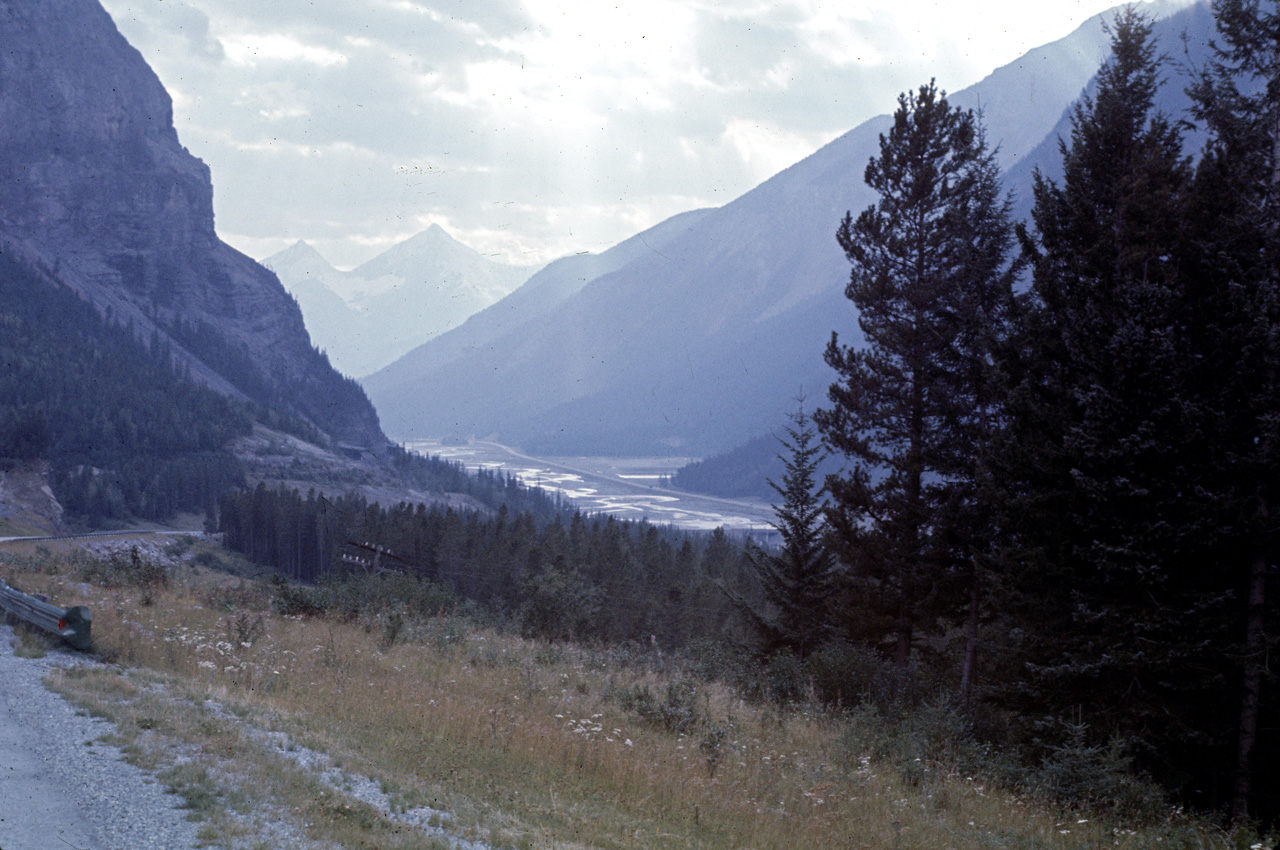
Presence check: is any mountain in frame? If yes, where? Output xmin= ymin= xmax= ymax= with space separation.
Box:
xmin=0 ymin=0 xmax=383 ymax=450
xmin=364 ymin=207 xmax=715 ymax=396
xmin=265 ymin=226 xmax=534 ymax=377
xmin=363 ymin=0 xmax=1210 ymax=457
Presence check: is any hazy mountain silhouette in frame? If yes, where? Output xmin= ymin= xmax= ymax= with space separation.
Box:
xmin=266 ymin=225 xmax=534 ymax=377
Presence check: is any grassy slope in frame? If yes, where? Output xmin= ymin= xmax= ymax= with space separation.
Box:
xmin=0 ymin=538 xmax=1248 ymax=850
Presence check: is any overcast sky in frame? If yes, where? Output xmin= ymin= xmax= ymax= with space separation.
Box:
xmin=99 ymin=0 xmax=1158 ymax=271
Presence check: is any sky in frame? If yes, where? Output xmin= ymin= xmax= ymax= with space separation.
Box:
xmin=99 ymin=0 xmax=1163 ymax=271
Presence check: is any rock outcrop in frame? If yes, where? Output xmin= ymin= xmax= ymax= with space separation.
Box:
xmin=0 ymin=460 xmax=64 ymax=537
xmin=0 ymin=0 xmax=385 ymax=448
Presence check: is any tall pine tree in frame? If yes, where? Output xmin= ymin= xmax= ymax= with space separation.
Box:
xmin=815 ymin=81 xmax=1016 ymax=670
xmin=735 ymin=406 xmax=835 ymax=660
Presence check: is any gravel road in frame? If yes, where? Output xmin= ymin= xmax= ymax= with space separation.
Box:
xmin=0 ymin=623 xmax=201 ymax=850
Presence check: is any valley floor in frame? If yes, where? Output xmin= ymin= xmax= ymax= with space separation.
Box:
xmin=412 ymin=440 xmax=777 ymax=538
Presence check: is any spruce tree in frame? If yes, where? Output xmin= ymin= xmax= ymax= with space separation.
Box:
xmin=737 ymin=406 xmax=835 ymax=660
xmin=994 ymin=9 xmax=1255 ymax=803
xmin=1186 ymin=0 xmax=1280 ymax=819
xmin=814 ymin=81 xmax=1016 ymax=670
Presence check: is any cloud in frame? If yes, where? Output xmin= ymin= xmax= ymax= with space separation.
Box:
xmin=721 ymin=119 xmax=836 ymax=183
xmin=222 ymin=32 xmax=348 ymax=67
xmin=99 ymin=0 xmax=1150 ymax=269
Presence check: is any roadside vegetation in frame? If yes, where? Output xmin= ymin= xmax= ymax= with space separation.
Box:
xmin=1 ymin=538 xmax=1262 ymax=850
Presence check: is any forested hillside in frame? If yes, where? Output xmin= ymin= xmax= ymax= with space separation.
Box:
xmin=219 ymin=484 xmax=754 ymax=649
xmin=0 ymin=251 xmax=248 ymax=524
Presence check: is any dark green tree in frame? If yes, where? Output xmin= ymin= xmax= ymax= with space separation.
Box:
xmin=735 ymin=406 xmax=835 ymax=660
xmin=814 ymin=80 xmax=1016 ymax=670
xmin=993 ymin=9 xmax=1259 ymax=807
xmin=1185 ymin=0 xmax=1280 ymax=820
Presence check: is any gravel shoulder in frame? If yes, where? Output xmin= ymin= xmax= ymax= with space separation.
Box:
xmin=0 ymin=623 xmax=201 ymax=850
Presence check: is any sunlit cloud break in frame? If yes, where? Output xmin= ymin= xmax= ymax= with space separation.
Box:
xmin=101 ymin=0 xmax=1169 ymax=270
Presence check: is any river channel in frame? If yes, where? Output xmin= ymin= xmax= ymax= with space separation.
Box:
xmin=407 ymin=440 xmax=778 ymax=539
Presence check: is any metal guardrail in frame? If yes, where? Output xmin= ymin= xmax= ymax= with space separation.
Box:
xmin=0 ymin=582 xmax=91 ymax=651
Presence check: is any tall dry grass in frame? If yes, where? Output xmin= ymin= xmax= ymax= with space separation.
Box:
xmin=2 ymin=543 xmax=1249 ymax=850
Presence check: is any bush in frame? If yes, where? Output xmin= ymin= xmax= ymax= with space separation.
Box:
xmin=804 ymin=640 xmax=950 ymax=715
xmin=190 ymin=550 xmax=225 ymax=569
xmin=1027 ymin=720 xmax=1168 ymax=823
xmin=269 ymin=572 xmax=457 ymax=622
xmin=516 ymin=568 xmax=602 ymax=643
xmin=163 ymin=535 xmax=198 ymax=559
xmin=763 ymin=650 xmax=805 ymax=706
xmin=618 ymin=679 xmax=703 ymax=735
xmin=837 ymin=696 xmax=1013 ymax=790
xmin=270 ymin=576 xmax=327 ymax=618
xmin=76 ymin=546 xmax=168 ymax=592
xmin=678 ymin=637 xmax=752 ymax=683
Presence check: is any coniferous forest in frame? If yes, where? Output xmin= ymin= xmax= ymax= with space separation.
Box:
xmin=0 ymin=251 xmax=251 ymax=523
xmin=812 ymin=6 xmax=1280 ymax=821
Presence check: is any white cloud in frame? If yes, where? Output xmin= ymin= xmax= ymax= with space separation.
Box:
xmin=99 ymin=0 xmax=1164 ymax=270
xmin=222 ymin=32 xmax=348 ymax=67
xmin=722 ymin=118 xmax=836 ymax=183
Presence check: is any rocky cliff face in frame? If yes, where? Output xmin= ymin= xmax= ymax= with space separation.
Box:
xmin=0 ymin=0 xmax=385 ymax=448
xmin=0 ymin=460 xmax=64 ymax=537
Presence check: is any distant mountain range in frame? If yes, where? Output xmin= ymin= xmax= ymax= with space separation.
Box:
xmin=265 ymin=227 xmax=535 ymax=378
xmin=363 ymin=0 xmax=1210 ymax=460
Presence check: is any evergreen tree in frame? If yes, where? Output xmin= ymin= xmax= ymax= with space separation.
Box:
xmin=994 ymin=9 xmax=1258 ymax=806
xmin=735 ymin=406 xmax=835 ymax=660
xmin=1185 ymin=0 xmax=1280 ymax=820
xmin=814 ymin=80 xmax=1016 ymax=669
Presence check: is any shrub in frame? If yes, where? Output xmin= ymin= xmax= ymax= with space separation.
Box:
xmin=618 ymin=679 xmax=703 ymax=735
xmin=269 ymin=572 xmax=457 ymax=622
xmin=516 ymin=568 xmax=601 ymax=643
xmin=837 ymin=696 xmax=1013 ymax=791
xmin=270 ymin=576 xmax=327 ymax=618
xmin=1027 ymin=720 xmax=1168 ymax=823
xmin=77 ymin=546 xmax=168 ymax=593
xmin=804 ymin=640 xmax=951 ymax=715
xmin=677 ymin=637 xmax=753 ymax=684
xmin=763 ymin=650 xmax=805 ymax=706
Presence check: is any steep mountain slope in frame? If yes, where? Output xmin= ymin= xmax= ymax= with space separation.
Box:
xmin=366 ymin=2 xmax=1207 ymax=457
xmin=0 ymin=0 xmax=383 ymax=449
xmin=265 ymin=226 xmax=534 ymax=377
